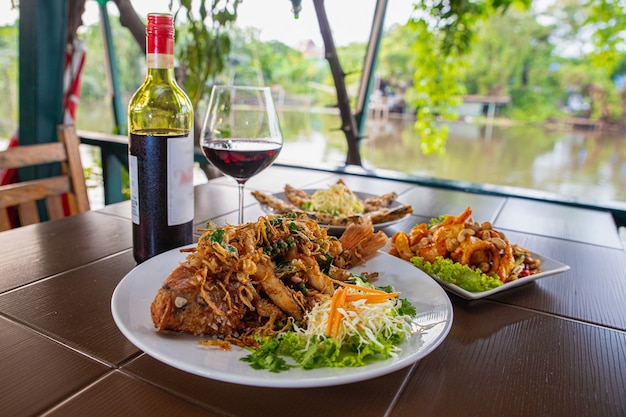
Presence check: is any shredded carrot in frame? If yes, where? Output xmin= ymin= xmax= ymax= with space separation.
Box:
xmin=325 ymin=284 xmax=400 ymax=338
xmin=344 ymin=292 xmax=400 ymax=304
xmin=330 ymin=288 xmax=347 ymax=337
xmin=325 ymin=287 xmax=341 ymax=336
xmin=336 ymin=281 xmax=392 ymax=295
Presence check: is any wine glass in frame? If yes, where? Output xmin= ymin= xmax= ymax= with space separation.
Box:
xmin=200 ymin=85 xmax=283 ymax=224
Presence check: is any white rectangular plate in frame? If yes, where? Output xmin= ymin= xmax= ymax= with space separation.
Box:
xmin=427 ymin=252 xmax=570 ymax=300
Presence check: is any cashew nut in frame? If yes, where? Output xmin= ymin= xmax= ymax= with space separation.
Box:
xmin=489 ymin=237 xmax=507 ymax=250
xmin=457 ymin=228 xmax=475 ymax=242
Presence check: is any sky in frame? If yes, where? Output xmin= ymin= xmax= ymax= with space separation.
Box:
xmin=1 ymin=0 xmax=417 ymax=47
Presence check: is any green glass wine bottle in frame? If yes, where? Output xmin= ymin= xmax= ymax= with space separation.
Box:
xmin=128 ymin=13 xmax=194 ymax=263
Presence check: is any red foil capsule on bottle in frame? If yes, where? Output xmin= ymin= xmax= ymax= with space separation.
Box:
xmin=146 ymin=13 xmax=174 ymax=68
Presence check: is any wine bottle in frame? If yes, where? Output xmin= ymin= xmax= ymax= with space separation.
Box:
xmin=128 ymin=13 xmax=194 ymax=263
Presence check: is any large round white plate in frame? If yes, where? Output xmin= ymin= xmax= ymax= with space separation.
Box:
xmin=259 ymin=190 xmax=411 ymax=234
xmin=111 ymin=247 xmax=453 ymax=388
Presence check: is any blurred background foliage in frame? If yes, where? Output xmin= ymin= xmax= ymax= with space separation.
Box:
xmin=2 ymin=0 xmax=626 ymax=149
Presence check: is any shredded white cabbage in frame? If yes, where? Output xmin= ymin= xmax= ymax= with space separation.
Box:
xmin=294 ymin=286 xmax=413 ymax=354
xmin=307 ymin=183 xmax=365 ymax=216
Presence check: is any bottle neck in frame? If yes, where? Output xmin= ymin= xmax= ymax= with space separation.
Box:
xmin=147 ymin=33 xmax=174 ymax=70
xmin=145 ymin=35 xmax=175 ymax=83
xmin=146 ymin=13 xmax=175 ymax=70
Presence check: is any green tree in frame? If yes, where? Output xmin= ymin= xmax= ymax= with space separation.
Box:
xmin=585 ymin=0 xmax=626 ymax=71
xmin=79 ymin=17 xmax=143 ymax=101
xmin=464 ymin=8 xmax=562 ymax=122
xmin=537 ymin=0 xmax=625 ymax=122
xmin=222 ymin=27 xmax=332 ymax=105
xmin=174 ymin=0 xmax=241 ymax=109
xmin=378 ymin=24 xmax=418 ymax=89
xmin=557 ymin=60 xmax=623 ymax=121
xmin=406 ymin=0 xmax=533 ymax=154
xmin=466 ymin=10 xmax=550 ymax=96
xmin=0 ymin=24 xmax=18 ymax=138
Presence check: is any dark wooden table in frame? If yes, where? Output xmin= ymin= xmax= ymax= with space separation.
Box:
xmin=1 ymin=166 xmax=625 ymax=417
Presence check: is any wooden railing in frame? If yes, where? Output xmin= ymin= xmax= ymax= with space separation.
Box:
xmin=76 ymin=130 xmax=626 ymax=228
xmin=77 ymin=130 xmax=209 ymax=205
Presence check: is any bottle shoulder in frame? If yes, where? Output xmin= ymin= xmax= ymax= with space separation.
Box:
xmin=128 ymin=72 xmax=194 ymax=134
xmin=129 ymin=80 xmax=192 ymax=110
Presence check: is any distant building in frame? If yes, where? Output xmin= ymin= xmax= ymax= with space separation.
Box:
xmin=296 ymin=39 xmax=324 ymax=59
xmin=458 ymin=95 xmax=510 ymax=120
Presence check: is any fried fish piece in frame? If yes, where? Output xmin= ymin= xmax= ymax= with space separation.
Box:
xmin=251 ymin=190 xmax=302 ymax=214
xmin=366 ymin=205 xmax=413 ymax=224
xmin=150 ymin=262 xmax=250 ymax=336
xmin=363 ymin=192 xmax=398 ymax=212
xmin=283 ymin=184 xmax=311 ymax=207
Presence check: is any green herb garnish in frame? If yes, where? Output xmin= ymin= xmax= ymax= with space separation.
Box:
xmin=427 ymin=214 xmax=448 ymax=228
xmin=210 ymin=228 xmax=225 ymax=243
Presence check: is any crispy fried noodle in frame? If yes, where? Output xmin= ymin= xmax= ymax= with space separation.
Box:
xmin=150 ymin=213 xmax=387 ymax=348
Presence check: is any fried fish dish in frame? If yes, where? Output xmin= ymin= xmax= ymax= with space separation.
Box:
xmin=252 ymin=180 xmax=413 ymax=227
xmin=150 ymin=213 xmax=388 ymax=347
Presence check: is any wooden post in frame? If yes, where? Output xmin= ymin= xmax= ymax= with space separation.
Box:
xmin=18 ymin=0 xmax=67 ymax=155
xmin=18 ymin=0 xmax=67 ymax=220
xmin=99 ymin=2 xmax=127 ymax=135
xmin=355 ymin=0 xmax=389 ymax=138
xmin=313 ymin=0 xmax=362 ymax=166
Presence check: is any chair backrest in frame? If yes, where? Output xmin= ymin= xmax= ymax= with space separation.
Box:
xmin=0 ymin=125 xmax=90 ymax=231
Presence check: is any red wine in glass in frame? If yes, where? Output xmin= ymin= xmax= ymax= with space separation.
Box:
xmin=201 ymin=139 xmax=282 ymax=182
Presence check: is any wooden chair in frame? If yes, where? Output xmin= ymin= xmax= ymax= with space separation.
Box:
xmin=0 ymin=125 xmax=90 ymax=231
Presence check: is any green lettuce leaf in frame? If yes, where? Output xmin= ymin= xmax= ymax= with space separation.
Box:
xmin=242 ymin=327 xmax=407 ymax=372
xmin=411 ymin=256 xmax=502 ymax=292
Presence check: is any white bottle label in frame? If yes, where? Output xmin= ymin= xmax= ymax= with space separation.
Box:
xmin=167 ymin=133 xmax=194 ymax=226
xmin=129 ymin=154 xmax=139 ymax=225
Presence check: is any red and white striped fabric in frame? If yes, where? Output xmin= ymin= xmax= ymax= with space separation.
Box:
xmin=0 ymin=133 xmax=19 ymax=185
xmin=0 ymin=132 xmax=19 ymax=227
xmin=63 ymin=39 xmax=86 ymax=125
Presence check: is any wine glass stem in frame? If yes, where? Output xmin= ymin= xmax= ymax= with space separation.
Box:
xmin=237 ymin=182 xmax=245 ymax=224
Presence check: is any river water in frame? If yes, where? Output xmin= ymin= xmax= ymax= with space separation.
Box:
xmin=276 ymin=110 xmax=626 ymax=204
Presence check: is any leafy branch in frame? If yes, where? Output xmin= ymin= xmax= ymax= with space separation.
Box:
xmin=174 ymin=0 xmax=242 ymax=109
xmin=407 ymin=0 xmax=531 ymax=154
xmin=585 ymin=0 xmax=626 ymax=71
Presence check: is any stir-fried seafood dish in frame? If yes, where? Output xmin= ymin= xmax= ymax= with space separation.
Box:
xmin=390 ymin=207 xmax=541 ymax=283
xmin=252 ymin=180 xmax=413 ymax=226
xmin=150 ymin=213 xmax=388 ymax=348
